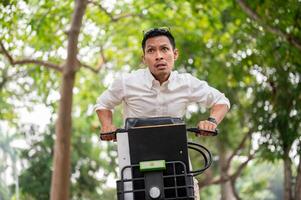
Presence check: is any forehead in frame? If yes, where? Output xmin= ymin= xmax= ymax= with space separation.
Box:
xmin=145 ymin=36 xmax=172 ymax=48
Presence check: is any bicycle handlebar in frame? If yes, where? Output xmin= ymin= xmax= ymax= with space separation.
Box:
xmin=186 ymin=128 xmax=218 ymax=136
xmin=99 ymin=127 xmax=218 ymax=140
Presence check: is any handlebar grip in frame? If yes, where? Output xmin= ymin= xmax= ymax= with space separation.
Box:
xmin=99 ymin=129 xmax=127 ymax=140
xmin=99 ymin=131 xmax=116 ymax=140
xmin=187 ymin=128 xmax=218 ymax=136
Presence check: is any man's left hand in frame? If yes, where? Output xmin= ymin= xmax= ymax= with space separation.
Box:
xmin=197 ymin=120 xmax=217 ymax=136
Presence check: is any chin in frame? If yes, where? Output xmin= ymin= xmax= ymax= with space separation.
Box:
xmin=158 ymin=71 xmax=171 ymax=78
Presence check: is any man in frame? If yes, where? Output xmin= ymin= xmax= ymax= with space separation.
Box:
xmin=95 ymin=28 xmax=229 ymax=138
xmin=95 ymin=28 xmax=230 ymax=199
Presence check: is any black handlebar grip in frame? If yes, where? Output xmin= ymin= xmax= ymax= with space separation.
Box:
xmin=99 ymin=131 xmax=116 ymax=140
xmin=187 ymin=128 xmax=218 ymax=136
xmin=99 ymin=129 xmax=127 ymax=140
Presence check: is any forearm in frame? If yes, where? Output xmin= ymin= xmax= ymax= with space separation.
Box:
xmin=96 ymin=109 xmax=116 ymax=141
xmin=96 ymin=109 xmax=113 ymax=127
xmin=209 ymin=104 xmax=229 ymax=125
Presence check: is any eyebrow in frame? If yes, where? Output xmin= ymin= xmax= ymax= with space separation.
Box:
xmin=146 ymin=44 xmax=170 ymax=49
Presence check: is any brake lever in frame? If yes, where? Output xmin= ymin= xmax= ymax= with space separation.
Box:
xmin=187 ymin=128 xmax=219 ymax=136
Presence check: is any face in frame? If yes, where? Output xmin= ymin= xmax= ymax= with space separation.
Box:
xmin=143 ymin=36 xmax=178 ymax=83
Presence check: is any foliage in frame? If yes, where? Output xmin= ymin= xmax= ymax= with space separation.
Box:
xmin=235 ymin=161 xmax=279 ymax=199
xmin=0 ymin=123 xmax=20 ymax=200
xmin=0 ymin=0 xmax=300 ymax=199
xmin=17 ymin=120 xmax=116 ymax=199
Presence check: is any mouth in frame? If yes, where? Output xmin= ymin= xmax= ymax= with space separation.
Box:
xmin=155 ymin=63 xmax=167 ymax=69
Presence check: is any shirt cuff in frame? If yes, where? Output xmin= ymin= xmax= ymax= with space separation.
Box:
xmin=215 ymin=100 xmax=230 ymax=109
xmin=93 ymin=104 xmax=113 ymax=112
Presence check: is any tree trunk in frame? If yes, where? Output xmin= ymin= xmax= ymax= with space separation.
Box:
xmin=50 ymin=0 xmax=87 ymax=200
xmin=198 ymin=168 xmax=213 ymax=200
xmin=218 ymin=139 xmax=236 ymax=200
xmin=295 ymin=152 xmax=301 ymax=200
xmin=283 ymin=149 xmax=293 ymax=200
xmin=12 ymin=159 xmax=20 ymax=200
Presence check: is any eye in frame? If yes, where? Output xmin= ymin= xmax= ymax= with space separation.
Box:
xmin=147 ymin=48 xmax=154 ymax=53
xmin=162 ymin=47 xmax=169 ymax=52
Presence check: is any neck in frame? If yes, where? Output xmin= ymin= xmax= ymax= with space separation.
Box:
xmin=153 ymin=73 xmax=170 ymax=85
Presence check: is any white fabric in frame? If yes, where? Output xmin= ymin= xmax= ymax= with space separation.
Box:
xmin=94 ymin=68 xmax=230 ymax=120
xmin=194 ymin=178 xmax=200 ymax=200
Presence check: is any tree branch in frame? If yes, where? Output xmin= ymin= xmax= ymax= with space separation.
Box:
xmin=207 ymin=150 xmax=257 ymax=186
xmin=231 ymin=177 xmax=242 ymax=200
xmin=197 ymin=168 xmax=214 ymax=188
xmin=0 ymin=41 xmax=14 ymax=63
xmin=79 ymin=62 xmax=99 ymax=73
xmin=0 ymin=68 xmax=36 ymax=90
xmin=14 ymin=59 xmax=62 ymax=72
xmin=88 ymin=0 xmax=145 ymax=22
xmin=232 ymin=150 xmax=257 ymax=180
xmin=78 ymin=46 xmax=106 ymax=73
xmin=226 ymin=130 xmax=252 ymax=170
xmin=0 ymin=68 xmax=8 ymax=90
xmin=199 ymin=144 xmax=258 ymax=188
xmin=0 ymin=41 xmax=62 ymax=72
xmin=88 ymin=0 xmax=114 ymax=20
xmin=78 ymin=61 xmax=101 ymax=73
xmin=65 ymin=0 xmax=88 ymax=74
xmin=236 ymin=0 xmax=301 ymax=52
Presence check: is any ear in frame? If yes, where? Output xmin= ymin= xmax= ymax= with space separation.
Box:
xmin=141 ymin=54 xmax=145 ymax=64
xmin=173 ymin=48 xmax=179 ymax=60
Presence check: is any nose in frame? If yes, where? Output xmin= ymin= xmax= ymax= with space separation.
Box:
xmin=155 ymin=51 xmax=163 ymax=61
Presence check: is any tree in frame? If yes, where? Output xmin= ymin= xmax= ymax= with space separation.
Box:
xmin=49 ymin=0 xmax=88 ymax=199
xmin=0 ymin=0 xmax=149 ymax=198
xmin=0 ymin=0 xmax=91 ymax=198
xmin=235 ymin=1 xmax=301 ymax=199
xmin=1 ymin=0 xmax=300 ymax=199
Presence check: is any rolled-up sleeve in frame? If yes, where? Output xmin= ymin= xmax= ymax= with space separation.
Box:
xmin=94 ymin=75 xmax=124 ymax=111
xmin=188 ymin=75 xmax=230 ymax=109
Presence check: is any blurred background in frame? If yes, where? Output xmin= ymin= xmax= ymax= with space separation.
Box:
xmin=0 ymin=0 xmax=300 ymax=199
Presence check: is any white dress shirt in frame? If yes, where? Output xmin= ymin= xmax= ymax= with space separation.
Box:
xmin=94 ymin=68 xmax=230 ymax=120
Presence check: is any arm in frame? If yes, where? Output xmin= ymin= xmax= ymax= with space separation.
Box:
xmin=96 ymin=109 xmax=117 ymax=141
xmin=209 ymin=104 xmax=229 ymax=124
xmin=94 ymin=75 xmax=124 ymax=141
xmin=187 ymin=75 xmax=230 ymax=133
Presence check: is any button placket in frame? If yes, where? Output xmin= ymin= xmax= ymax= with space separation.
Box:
xmin=152 ymin=82 xmax=160 ymax=115
xmin=157 ymin=90 xmax=162 ymax=115
xmin=159 ymin=85 xmax=166 ymax=115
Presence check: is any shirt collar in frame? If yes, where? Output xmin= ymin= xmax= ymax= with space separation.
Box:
xmin=145 ymin=68 xmax=155 ymax=89
xmin=145 ymin=68 xmax=177 ymax=90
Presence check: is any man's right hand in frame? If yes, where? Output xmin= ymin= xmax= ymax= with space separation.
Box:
xmin=100 ymin=125 xmax=117 ymax=141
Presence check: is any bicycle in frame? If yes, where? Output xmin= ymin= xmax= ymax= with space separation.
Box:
xmin=100 ymin=117 xmax=218 ymax=200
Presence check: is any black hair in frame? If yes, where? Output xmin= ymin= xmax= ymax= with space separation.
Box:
xmin=141 ymin=28 xmax=176 ymax=52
